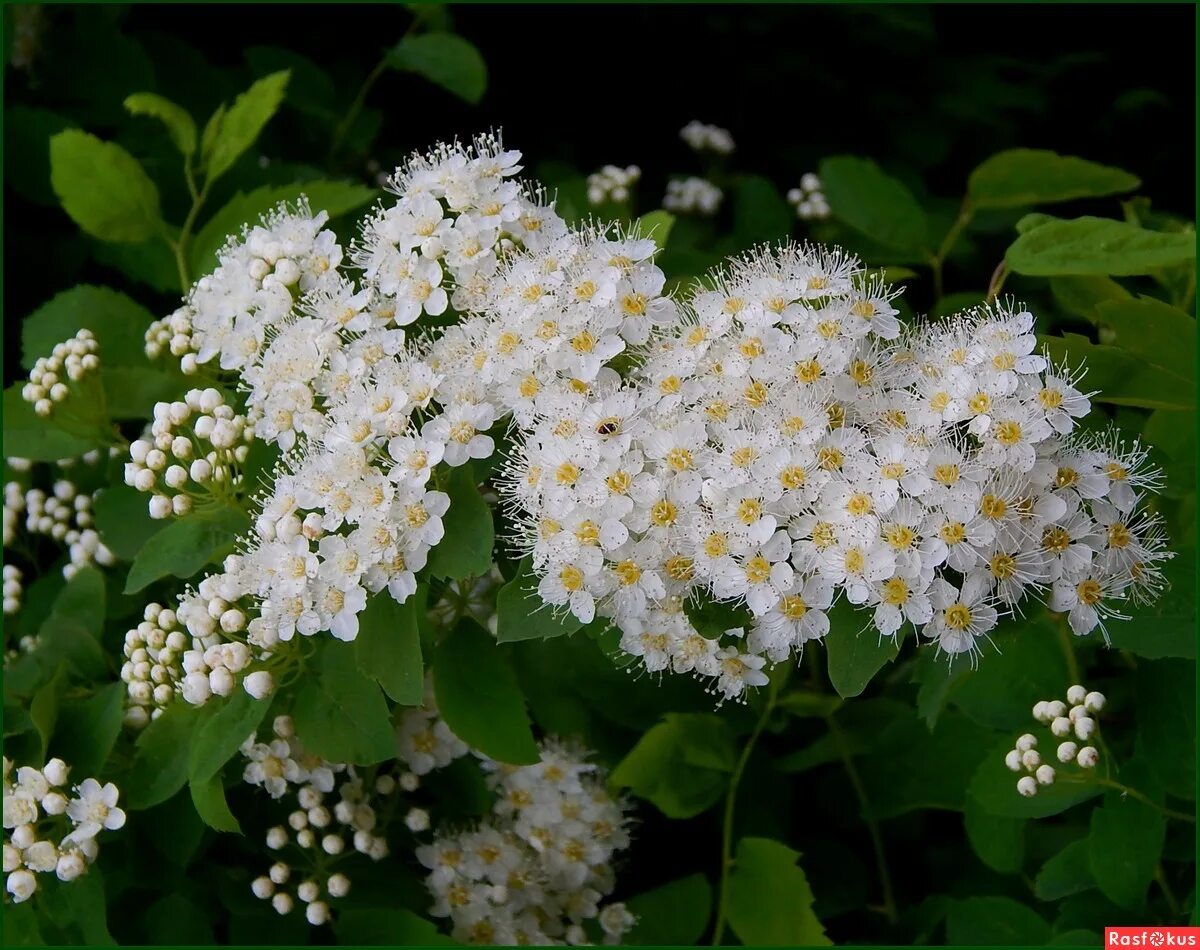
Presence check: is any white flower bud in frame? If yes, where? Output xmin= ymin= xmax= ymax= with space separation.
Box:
xmin=266 ymin=827 xmax=288 ymax=850
xmin=1046 ymin=700 xmax=1067 ymax=718
xmin=272 ymin=893 xmax=293 ymax=915
xmin=1036 ymin=764 xmax=1056 ymax=785
xmin=288 ymin=810 xmax=308 ymax=831
xmin=244 ymin=670 xmax=275 ymax=700
xmin=1069 ymin=704 xmax=1086 ymax=723
xmin=171 ymin=437 xmax=193 ymax=460
xmin=134 ymin=469 xmax=157 ymax=492
xmin=1057 ymin=741 xmax=1079 ymax=763
xmin=1074 ymin=717 xmax=1096 ymax=741
xmin=1004 ymin=749 xmax=1023 ymax=772
xmin=326 ymin=873 xmax=350 ymax=898
xmin=130 ymin=440 xmax=151 ymax=463
xmin=399 ymin=772 xmax=419 ymax=792
xmin=1015 ymin=733 xmax=1037 ymax=752
xmin=189 ymin=458 xmax=213 ymax=483
xmin=148 ymin=495 xmax=173 ymax=519
xmin=24 ymin=840 xmax=58 ymax=872
xmin=6 ymin=868 xmax=36 ymax=902
xmin=322 ymin=834 xmax=344 ymax=855
xmin=3 ymin=844 xmax=20 ymax=873
xmin=268 ymin=861 xmax=290 ymax=885
xmin=404 ymin=807 xmax=430 ymax=832
xmin=11 ymin=826 xmax=35 ymax=850
xmin=145 ymin=449 xmax=167 ymax=471
xmin=55 ymin=851 xmax=86 ymax=882
xmin=1077 ymin=746 xmax=1099 ymax=768
xmin=252 ymin=876 xmax=275 ymax=899
xmin=375 ymin=775 xmax=396 ymax=795
xmin=296 ymin=829 xmax=315 ymax=849
xmin=273 ymin=715 xmax=295 ymax=738
xmin=1066 ymin=685 xmax=1087 ymax=705
xmin=1032 ymin=701 xmax=1049 ymax=722
xmin=209 ymin=667 xmax=235 ymax=697
xmin=1017 ymin=776 xmax=1038 ymax=797
xmin=1021 ymin=749 xmax=1041 ymax=770
xmin=165 ymin=465 xmax=189 ymax=489
xmin=305 ymin=901 xmax=330 ymax=926
xmin=1084 ymin=691 xmax=1106 ymax=714
xmin=43 ymin=758 xmax=68 ymax=787
xmin=297 ymin=880 xmax=319 ymax=904
xmin=1051 ymin=717 xmax=1072 ymax=737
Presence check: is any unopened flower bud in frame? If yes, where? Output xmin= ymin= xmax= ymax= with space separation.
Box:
xmin=1066 ymin=684 xmax=1087 ymax=705
xmin=1084 ymin=691 xmax=1106 ymax=714
xmin=1036 ymin=764 xmax=1056 ymax=785
xmin=1017 ymin=776 xmax=1038 ymax=797
xmin=1077 ymin=746 xmax=1099 ymax=768
xmin=1057 ymin=741 xmax=1079 ymax=763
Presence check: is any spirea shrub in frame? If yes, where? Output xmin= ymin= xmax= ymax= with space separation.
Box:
xmin=5 ymin=27 xmax=1196 ymax=945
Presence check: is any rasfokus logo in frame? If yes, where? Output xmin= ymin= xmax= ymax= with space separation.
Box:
xmin=1107 ymin=928 xmax=1200 ymax=947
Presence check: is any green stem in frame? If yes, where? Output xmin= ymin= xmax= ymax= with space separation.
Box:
xmin=711 ymin=681 xmax=778 ymax=946
xmin=173 ymin=179 xmax=212 ymax=294
xmin=827 ymin=712 xmax=898 ymax=926
xmin=1095 ymin=779 xmax=1196 ymax=824
xmin=1053 ymin=614 xmax=1082 ymax=684
xmin=986 ymin=260 xmax=1011 ymax=303
xmin=328 ymin=56 xmax=390 ymax=164
xmin=929 ymin=199 xmax=974 ymax=302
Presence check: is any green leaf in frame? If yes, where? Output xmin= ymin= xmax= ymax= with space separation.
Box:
xmin=124 ymin=92 xmax=197 ymax=157
xmin=609 ymin=713 xmax=735 ymax=818
xmin=202 ymin=70 xmax=291 ymax=183
xmin=124 ymin=505 xmax=250 ymax=593
xmin=189 ymin=690 xmax=272 ymax=786
xmin=1137 ymin=659 xmax=1196 ymax=800
xmin=946 ymin=896 xmax=1051 ymax=945
xmin=50 ymin=682 xmax=125 ymax=777
xmin=1107 ymin=550 xmax=1196 ymax=659
xmin=189 ymin=773 xmax=241 ymax=833
xmin=428 ymin=463 xmax=495 ymax=580
xmin=1088 ymin=778 xmax=1167 ymax=908
xmin=102 ymin=367 xmax=189 ymax=420
xmin=333 ymin=908 xmax=455 ymax=946
xmin=1035 ymin=839 xmax=1096 ymax=901
xmin=1040 ymin=333 xmax=1195 ymax=411
xmin=91 ymin=238 xmax=180 ymax=295
xmin=355 ymin=591 xmax=424 ymax=705
xmin=634 ymin=209 xmax=676 ymax=251
xmin=730 ymin=174 xmax=792 ymax=247
xmin=967 ymin=735 xmax=1102 ymax=819
xmin=291 ymin=640 xmax=396 ymax=765
xmin=38 ymin=567 xmax=107 ymax=679
xmin=967 ymin=149 xmax=1139 ymax=210
xmin=30 ymin=665 xmax=68 ymax=761
xmin=37 ymin=867 xmax=115 ymax=946
xmin=92 ymin=483 xmax=166 ymax=561
xmin=825 ymin=601 xmax=900 ymax=698
xmin=124 ymin=702 xmax=202 ymax=809
xmin=1094 ymin=296 xmax=1196 ymax=383
xmin=683 ymin=592 xmax=753 ymax=640
xmin=964 ymin=797 xmax=1026 ymax=873
xmin=388 ymin=33 xmax=487 ymax=104
xmin=776 ymin=690 xmax=844 ymax=719
xmin=819 ymin=155 xmax=929 ymax=253
xmin=726 ymin=837 xmax=831 ymax=946
xmin=50 ymin=130 xmax=162 ymax=243
xmin=496 ymin=557 xmax=584 ymax=643
xmin=22 ymin=286 xmax=154 ymax=369
xmin=1050 ymin=276 xmax=1132 ymax=322
xmin=190 ymin=179 xmax=378 ymax=277
xmin=432 ymin=620 xmax=539 ymax=765
xmin=1006 ymin=217 xmax=1196 ymax=277
xmin=2 ymin=385 xmax=103 ymax=461
xmin=624 ymin=873 xmax=713 ymax=945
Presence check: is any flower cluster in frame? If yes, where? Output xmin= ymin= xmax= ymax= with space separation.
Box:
xmin=125 ymin=388 xmax=255 ymax=519
xmin=417 ymin=739 xmax=634 ymax=946
xmin=787 ymin=173 xmax=831 ymax=221
xmin=20 ymin=328 xmax=100 ymax=417
xmin=1006 ymin=684 xmax=1104 ymax=796
xmin=4 ymin=473 xmax=115 ymax=579
xmin=679 ymin=120 xmax=735 ymax=155
xmin=586 ymin=165 xmax=642 ymax=206
xmin=119 ymin=602 xmax=195 ymax=727
xmin=3 ymin=758 xmax=125 ymax=903
xmin=663 ymin=176 xmax=723 ymax=216
xmin=3 ymin=565 xmax=22 ymax=616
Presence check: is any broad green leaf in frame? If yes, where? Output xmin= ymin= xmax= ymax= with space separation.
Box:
xmin=124 ymin=92 xmax=197 ymax=156
xmin=775 ymin=698 xmax=909 ymax=774
xmin=2 ymin=903 xmax=43 ymax=946
xmin=1035 ymin=839 xmax=1096 ymax=901
xmin=2 ymin=384 xmax=104 ymax=461
xmin=102 ymin=367 xmax=189 ymax=420
xmin=124 ymin=505 xmax=250 ymax=593
xmin=946 ymin=896 xmax=1051 ymax=945
xmin=190 ymin=179 xmax=378 ymax=276
xmin=432 ymin=620 xmax=539 ymax=765
xmin=1136 ymin=659 xmax=1196 ymax=800
xmin=30 ymin=665 xmax=68 ymax=761
xmin=1088 ymin=781 xmax=1167 ymax=908
xmin=496 ymin=556 xmax=583 ymax=643
xmin=427 ymin=463 xmax=494 ymax=580
xmin=91 ymin=238 xmax=180 ymax=295
xmin=776 ymin=690 xmax=844 ymax=719
xmin=968 ymin=149 xmax=1139 ymax=210
xmin=968 ymin=736 xmax=1102 ymax=819
xmin=292 ymin=640 xmax=396 ymax=765
xmin=1016 ymin=212 xmax=1058 ymax=235
xmin=1094 ymin=296 xmax=1196 ymax=383
xmin=819 ymin=155 xmax=929 ymax=253
xmin=1040 ymin=333 xmax=1195 ymax=411
xmin=38 ymin=567 xmax=107 ymax=679
xmin=333 ymin=908 xmax=455 ymax=946
xmin=37 ymin=867 xmax=115 ymax=946
xmin=50 ymin=130 xmax=163 ymax=243
xmin=50 ymin=682 xmax=125 ymax=777
xmin=825 ymin=601 xmax=900 ymax=698
xmin=1006 ymin=216 xmax=1196 ymax=277
xmin=92 ymin=483 xmax=166 ymax=561
xmin=859 ymin=710 xmax=995 ymax=817
xmin=190 ymin=773 xmax=241 ymax=833
xmin=1050 ymin=276 xmax=1131 ymax=322
xmin=964 ymin=797 xmax=1026 ymax=873
xmin=202 ymin=70 xmax=291 ymax=183
xmin=355 ymin=591 xmax=424 ymax=705
xmin=634 ymin=209 xmax=676 ymax=251
xmin=1107 ymin=550 xmax=1196 ymax=659
xmin=683 ymin=592 xmax=753 ymax=640
xmin=189 ymin=690 xmax=272 ymax=786
xmin=609 ymin=713 xmax=734 ymax=818
xmin=388 ymin=33 xmax=487 ymax=104
xmin=124 ymin=702 xmax=203 ymax=809
xmin=726 ymin=837 xmax=831 ymax=946
xmin=624 ymin=873 xmax=713 ymax=945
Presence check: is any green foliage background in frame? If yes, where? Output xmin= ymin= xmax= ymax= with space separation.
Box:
xmin=3 ymin=4 xmax=1196 ymax=946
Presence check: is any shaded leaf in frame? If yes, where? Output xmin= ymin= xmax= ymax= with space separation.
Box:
xmin=50 ymin=130 xmax=162 ymax=243
xmin=820 ymin=155 xmax=929 ymax=253
xmin=292 ymin=640 xmax=396 ymax=765
xmin=355 ymin=591 xmax=424 ymax=705
xmin=1007 ymin=217 xmax=1196 ymax=277
xmin=388 ymin=33 xmax=487 ymax=104
xmin=968 ymin=149 xmax=1139 ymax=210
xmin=726 ymin=837 xmax=831 ymax=946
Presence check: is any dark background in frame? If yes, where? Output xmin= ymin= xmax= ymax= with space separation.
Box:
xmin=3 ymin=5 xmax=1196 ymax=943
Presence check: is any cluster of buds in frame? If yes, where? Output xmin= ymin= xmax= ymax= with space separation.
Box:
xmin=119 ymin=603 xmax=196 ymax=727
xmin=179 ymin=627 xmax=268 ymax=705
xmin=143 ymin=307 xmax=195 ymax=371
xmin=20 ymin=329 xmax=100 ymax=417
xmin=5 ymin=479 xmax=114 ymax=579
xmin=663 ymin=176 xmax=724 ymax=215
xmin=3 ymin=565 xmax=22 ymax=615
xmin=679 ymin=120 xmax=735 ymax=155
xmin=125 ymin=388 xmax=254 ymax=519
xmin=2 ymin=758 xmax=125 ymax=903
xmin=586 ymin=165 xmax=642 ymax=206
xmin=1006 ymin=684 xmax=1104 ymax=796
xmin=787 ymin=172 xmax=831 ymax=221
